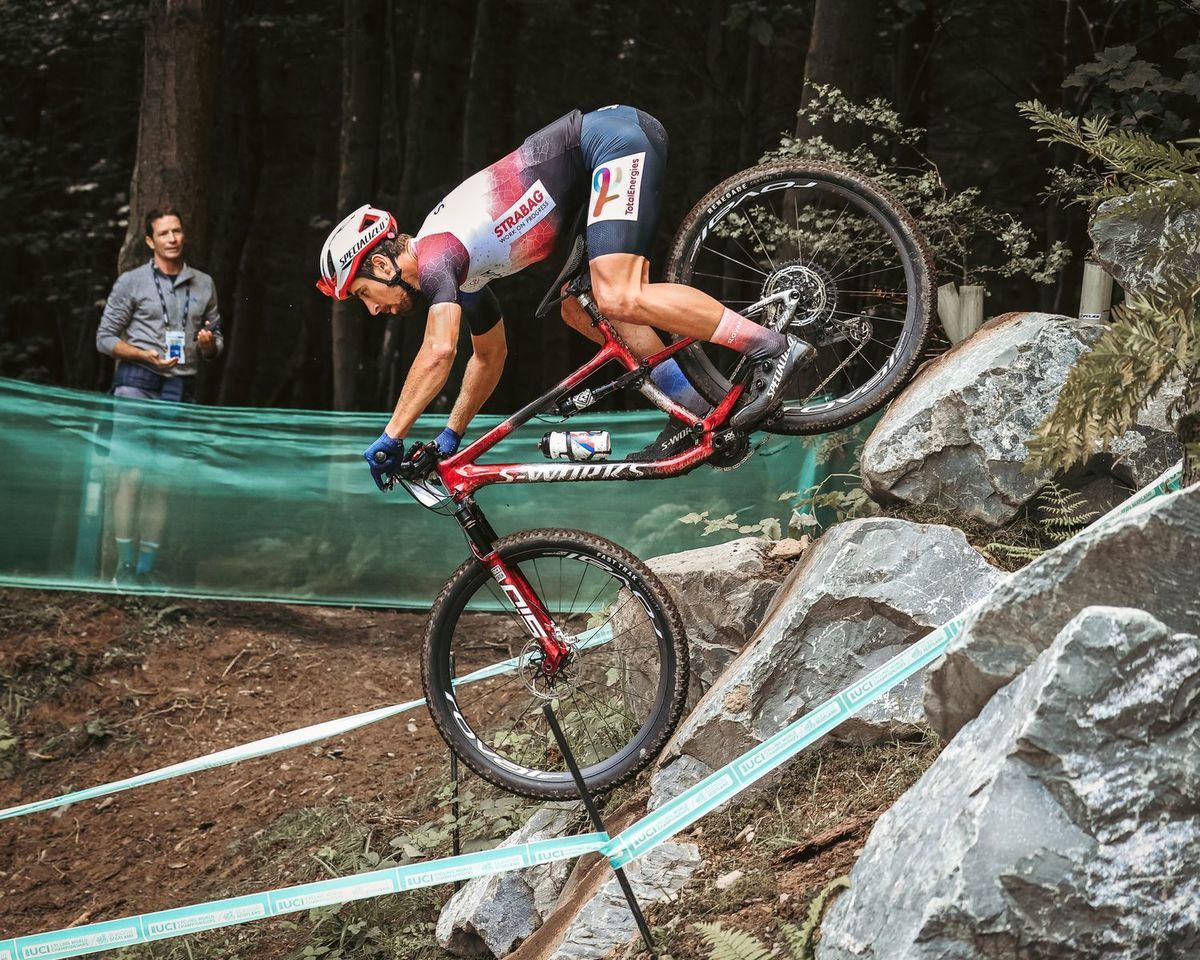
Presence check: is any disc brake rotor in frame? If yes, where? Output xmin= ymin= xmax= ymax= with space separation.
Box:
xmin=519 ymin=635 xmax=574 ymax=700
xmin=761 ymin=259 xmax=838 ymax=331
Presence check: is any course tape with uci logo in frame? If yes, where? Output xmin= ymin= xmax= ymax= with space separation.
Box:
xmin=1 ymin=462 xmax=1184 ymax=958
xmin=0 ymin=834 xmax=610 ymax=960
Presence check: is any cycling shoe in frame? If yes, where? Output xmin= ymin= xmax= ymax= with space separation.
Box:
xmin=626 ymin=418 xmax=698 ymax=462
xmin=730 ymin=336 xmax=815 ymax=430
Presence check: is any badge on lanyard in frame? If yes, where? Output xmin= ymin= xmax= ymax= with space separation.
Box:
xmin=165 ymin=329 xmax=186 ymax=364
xmin=151 ymin=260 xmax=191 ymax=365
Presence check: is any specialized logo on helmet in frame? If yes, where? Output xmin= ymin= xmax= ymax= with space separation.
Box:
xmin=338 ymin=212 xmax=392 ymax=268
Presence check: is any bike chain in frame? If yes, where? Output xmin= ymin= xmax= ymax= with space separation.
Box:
xmin=800 ymin=318 xmax=873 ymax=403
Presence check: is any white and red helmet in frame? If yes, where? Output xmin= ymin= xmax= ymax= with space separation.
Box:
xmin=316 ymin=203 xmax=399 ymax=300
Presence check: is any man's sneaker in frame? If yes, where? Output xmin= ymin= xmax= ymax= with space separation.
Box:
xmin=730 ymin=336 xmax=815 ymax=430
xmin=626 ymin=418 xmax=699 ymax=462
xmin=111 ymin=562 xmax=136 ymax=589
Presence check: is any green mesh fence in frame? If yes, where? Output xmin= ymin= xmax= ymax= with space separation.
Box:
xmin=0 ymin=377 xmax=869 ymax=608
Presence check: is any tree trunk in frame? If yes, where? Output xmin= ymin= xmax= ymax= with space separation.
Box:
xmin=461 ymin=0 xmax=498 ymax=179
xmin=891 ymin=0 xmax=935 ymax=162
xmin=796 ymin=0 xmax=878 ymax=148
xmin=203 ymin=0 xmax=259 ymax=406
xmin=331 ymin=0 xmax=387 ymax=411
xmin=118 ymin=0 xmax=222 ymax=273
xmin=738 ymin=31 xmax=763 ymax=168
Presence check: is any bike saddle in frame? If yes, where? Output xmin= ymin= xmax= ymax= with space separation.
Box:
xmin=534 ymin=205 xmax=590 ymax=319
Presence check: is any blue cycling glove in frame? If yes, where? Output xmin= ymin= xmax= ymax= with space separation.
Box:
xmin=363 ymin=431 xmax=404 ymax=491
xmin=434 ymin=427 xmax=462 ymax=456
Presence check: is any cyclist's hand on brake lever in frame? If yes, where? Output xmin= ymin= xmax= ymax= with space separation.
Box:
xmin=433 ymin=427 xmax=461 ymax=456
xmin=363 ymin=431 xmax=404 ymax=492
xmin=400 ymin=441 xmax=440 ymax=482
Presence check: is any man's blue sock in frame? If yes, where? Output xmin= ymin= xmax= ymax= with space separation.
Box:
xmin=136 ymin=542 xmax=159 ymax=575
xmin=116 ymin=537 xmax=136 ymax=569
xmin=648 ymin=358 xmax=710 ymax=417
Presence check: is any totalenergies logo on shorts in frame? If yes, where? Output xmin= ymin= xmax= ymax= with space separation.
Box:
xmin=591 ymin=166 xmax=624 ymax=218
xmin=588 ymin=152 xmax=645 ymax=224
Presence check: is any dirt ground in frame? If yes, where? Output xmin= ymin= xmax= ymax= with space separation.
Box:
xmin=0 ymin=588 xmax=451 ymax=938
xmin=0 ymin=587 xmax=939 ymax=959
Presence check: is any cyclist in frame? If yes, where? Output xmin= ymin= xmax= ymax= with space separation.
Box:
xmin=316 ymin=105 xmax=813 ymax=488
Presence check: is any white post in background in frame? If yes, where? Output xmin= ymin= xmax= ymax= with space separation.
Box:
xmin=938 ymin=282 xmax=986 ymax=344
xmin=1079 ymin=260 xmax=1114 ymax=323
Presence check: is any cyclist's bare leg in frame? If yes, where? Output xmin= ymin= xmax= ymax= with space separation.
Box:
xmin=559 ymin=284 xmax=669 ymax=358
xmin=589 ymin=252 xmax=792 ymax=367
xmin=588 ymin=253 xmax=722 ymax=339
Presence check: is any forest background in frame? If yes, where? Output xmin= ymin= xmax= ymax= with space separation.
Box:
xmin=1 ymin=0 xmax=1196 ymax=415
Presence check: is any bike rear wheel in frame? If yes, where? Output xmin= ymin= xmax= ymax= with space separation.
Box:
xmin=421 ymin=528 xmax=688 ymax=800
xmin=666 ymin=161 xmax=935 ymax=435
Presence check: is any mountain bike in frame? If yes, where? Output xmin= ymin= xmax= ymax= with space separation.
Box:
xmin=388 ymin=161 xmax=934 ymax=800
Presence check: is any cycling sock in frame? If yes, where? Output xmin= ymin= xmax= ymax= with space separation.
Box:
xmin=644 ymin=358 xmax=710 ymax=417
xmin=709 ymin=307 xmax=787 ymax=362
xmin=116 ymin=537 xmax=136 ymax=568
xmin=136 ymin=542 xmax=159 ymax=575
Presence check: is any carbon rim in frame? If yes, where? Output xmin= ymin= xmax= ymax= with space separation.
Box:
xmin=427 ymin=543 xmax=676 ymax=794
xmin=671 ymin=167 xmax=926 ymax=428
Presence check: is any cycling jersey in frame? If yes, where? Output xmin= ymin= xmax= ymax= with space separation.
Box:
xmin=414 ymin=105 xmax=668 ymax=336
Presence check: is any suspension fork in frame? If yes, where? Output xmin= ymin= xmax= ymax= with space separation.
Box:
xmin=453 ymin=497 xmax=571 ymax=673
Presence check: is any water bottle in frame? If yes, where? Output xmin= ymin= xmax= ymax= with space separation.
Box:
xmin=539 ymin=430 xmax=612 ymax=461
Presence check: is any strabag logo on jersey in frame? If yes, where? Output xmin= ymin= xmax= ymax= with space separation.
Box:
xmin=493 ymin=179 xmax=555 ymax=244
xmin=588 ymin=152 xmax=646 ymax=225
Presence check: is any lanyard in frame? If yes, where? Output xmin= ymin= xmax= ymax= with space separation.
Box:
xmin=150 ymin=260 xmax=191 ymax=330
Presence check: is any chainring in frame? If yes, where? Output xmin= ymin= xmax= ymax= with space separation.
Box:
xmin=709 ymin=431 xmax=753 ymax=472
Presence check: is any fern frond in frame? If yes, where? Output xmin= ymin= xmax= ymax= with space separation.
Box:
xmin=791 ymin=875 xmax=852 ymax=959
xmin=693 ymin=922 xmax=774 ymax=960
xmin=1035 ymin=482 xmax=1100 ymax=543
xmin=1027 ymin=288 xmax=1199 ymax=473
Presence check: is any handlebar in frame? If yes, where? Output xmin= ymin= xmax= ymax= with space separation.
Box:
xmin=384 ymin=441 xmax=441 ymax=489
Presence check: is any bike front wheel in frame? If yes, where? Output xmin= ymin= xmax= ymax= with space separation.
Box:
xmin=421 ymin=529 xmax=688 ymax=800
xmin=666 ymin=161 xmax=935 ymax=435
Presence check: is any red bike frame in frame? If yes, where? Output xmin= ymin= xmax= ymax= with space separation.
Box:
xmin=438 ymin=299 xmax=747 ymax=499
xmin=403 ymin=285 xmax=755 ymax=673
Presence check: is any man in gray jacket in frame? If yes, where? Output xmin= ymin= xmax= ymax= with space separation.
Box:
xmin=96 ymin=208 xmax=223 ymax=585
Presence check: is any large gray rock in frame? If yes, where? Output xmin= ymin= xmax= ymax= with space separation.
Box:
xmin=1091 ymin=188 xmax=1200 ymax=296
xmin=862 ymin=312 xmax=1102 ymax=525
xmin=860 ymin=312 xmax=1181 ymax=525
xmin=436 ymin=803 xmax=582 ymax=957
xmin=926 ymin=484 xmax=1200 ymax=740
xmin=646 ymin=537 xmax=786 ymax=708
xmin=818 ymin=606 xmax=1200 ymax=960
xmin=555 ymin=841 xmax=701 ymax=960
xmin=663 ymin=518 xmax=1004 ymax=774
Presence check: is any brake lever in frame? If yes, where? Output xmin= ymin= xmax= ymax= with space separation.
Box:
xmin=397 ymin=442 xmax=441 ymax=485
